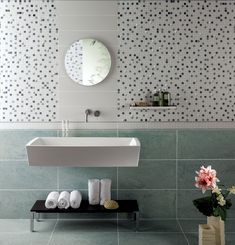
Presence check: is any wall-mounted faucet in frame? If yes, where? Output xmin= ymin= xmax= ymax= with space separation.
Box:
xmin=85 ymin=109 xmax=92 ymax=123
xmin=84 ymin=109 xmax=100 ymax=122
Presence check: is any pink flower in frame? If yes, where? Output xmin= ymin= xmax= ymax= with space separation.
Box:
xmin=195 ymin=165 xmax=220 ymax=193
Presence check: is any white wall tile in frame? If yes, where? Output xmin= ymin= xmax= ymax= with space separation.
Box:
xmin=59 ymin=30 xmax=118 ymax=47
xmin=59 ymin=91 xmax=117 ymax=107
xmin=58 ymin=106 xmax=117 ymax=121
xmin=58 ymin=70 xmax=118 ymax=92
xmin=57 ymin=16 xmax=117 ymax=30
xmin=56 ymin=1 xmax=117 ymax=16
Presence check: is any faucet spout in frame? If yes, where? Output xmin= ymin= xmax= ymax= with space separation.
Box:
xmin=85 ymin=109 xmax=92 ymax=123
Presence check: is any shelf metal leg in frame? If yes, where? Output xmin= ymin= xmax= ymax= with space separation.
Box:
xmin=30 ymin=212 xmax=35 ymax=232
xmin=36 ymin=213 xmax=40 ymax=222
xmin=135 ymin=211 xmax=140 ymax=231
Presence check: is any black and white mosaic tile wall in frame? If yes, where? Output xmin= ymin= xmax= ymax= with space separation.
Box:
xmin=117 ymin=0 xmax=235 ymax=122
xmin=0 ymin=0 xmax=58 ymax=122
xmin=0 ymin=0 xmax=235 ymax=123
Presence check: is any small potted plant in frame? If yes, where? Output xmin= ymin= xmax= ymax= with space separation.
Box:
xmin=193 ymin=165 xmax=235 ymax=245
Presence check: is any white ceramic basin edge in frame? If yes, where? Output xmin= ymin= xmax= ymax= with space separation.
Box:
xmin=26 ymin=137 xmax=140 ymax=167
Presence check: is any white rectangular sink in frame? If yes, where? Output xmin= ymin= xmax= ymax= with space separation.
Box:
xmin=26 ymin=137 xmax=140 ymax=167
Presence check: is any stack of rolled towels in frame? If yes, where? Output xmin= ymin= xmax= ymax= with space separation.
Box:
xmin=45 ymin=178 xmax=111 ymax=209
xmin=45 ymin=190 xmax=82 ymax=209
xmin=88 ymin=178 xmax=111 ymax=205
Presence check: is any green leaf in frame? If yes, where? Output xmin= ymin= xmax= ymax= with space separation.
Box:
xmin=193 ymin=196 xmax=214 ymax=217
xmin=219 ymin=207 xmax=226 ymax=221
xmin=225 ymin=199 xmax=232 ymax=209
xmin=213 ymin=207 xmax=220 ymax=217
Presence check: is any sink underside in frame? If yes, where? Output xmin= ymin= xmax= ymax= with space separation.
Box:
xmin=26 ymin=137 xmax=140 ymax=167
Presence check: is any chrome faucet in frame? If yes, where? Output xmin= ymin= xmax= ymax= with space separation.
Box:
xmin=85 ymin=109 xmax=92 ymax=123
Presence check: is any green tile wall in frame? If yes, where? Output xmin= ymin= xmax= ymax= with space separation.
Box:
xmin=119 ymin=130 xmax=176 ymax=159
xmin=0 ymin=129 xmax=235 ymax=219
xmin=178 ymin=130 xmax=235 ymax=159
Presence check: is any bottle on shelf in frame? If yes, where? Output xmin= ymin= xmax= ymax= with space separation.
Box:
xmin=159 ymin=89 xmax=164 ymax=106
xmin=153 ymin=89 xmax=165 ymax=106
xmin=163 ymin=91 xmax=171 ymax=106
xmin=152 ymin=90 xmax=160 ymax=106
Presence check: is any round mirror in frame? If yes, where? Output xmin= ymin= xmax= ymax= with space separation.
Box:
xmin=64 ymin=39 xmax=111 ymax=86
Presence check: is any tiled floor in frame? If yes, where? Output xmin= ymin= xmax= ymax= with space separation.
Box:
xmin=0 ymin=219 xmax=235 ymax=245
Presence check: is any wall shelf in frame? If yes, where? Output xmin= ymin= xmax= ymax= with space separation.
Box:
xmin=129 ymin=106 xmax=177 ymax=110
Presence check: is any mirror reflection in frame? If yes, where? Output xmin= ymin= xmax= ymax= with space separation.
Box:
xmin=64 ymin=39 xmax=111 ymax=86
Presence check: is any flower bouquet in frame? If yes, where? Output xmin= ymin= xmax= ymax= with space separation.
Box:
xmin=193 ymin=165 xmax=235 ymax=221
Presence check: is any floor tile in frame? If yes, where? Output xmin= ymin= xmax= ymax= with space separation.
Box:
xmin=185 ymin=232 xmax=235 ymax=245
xmin=226 ymin=219 xmax=235 ymax=232
xmin=118 ymin=220 xmax=181 ymax=233
xmin=54 ymin=220 xmax=117 ymax=232
xmin=50 ymin=231 xmax=118 ymax=245
xmin=119 ymin=232 xmax=188 ymax=245
xmin=226 ymin=233 xmax=235 ymax=245
xmin=0 ymin=219 xmax=56 ymax=245
xmin=0 ymin=219 xmax=56 ymax=233
xmin=0 ymin=233 xmax=51 ymax=245
xmin=178 ymin=219 xmax=205 ymax=233
xmin=179 ymin=219 xmax=235 ymax=233
xmin=0 ymin=219 xmax=30 ymax=233
xmin=184 ymin=233 xmax=197 ymax=245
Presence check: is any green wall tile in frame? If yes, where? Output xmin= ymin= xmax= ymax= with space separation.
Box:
xmin=0 ymin=161 xmax=57 ymax=189
xmin=177 ymin=190 xmax=206 ymax=219
xmin=118 ymin=160 xmax=176 ymax=189
xmin=0 ymin=191 xmax=49 ymax=218
xmin=177 ymin=190 xmax=235 ymax=219
xmin=0 ymin=130 xmax=57 ymax=160
xmin=58 ymin=167 xmax=117 ymax=189
xmin=66 ymin=129 xmax=117 ymax=137
xmin=118 ymin=190 xmax=176 ymax=219
xmin=118 ymin=130 xmax=176 ymax=159
xmin=178 ymin=130 xmax=235 ymax=159
xmin=178 ymin=160 xmax=235 ymax=189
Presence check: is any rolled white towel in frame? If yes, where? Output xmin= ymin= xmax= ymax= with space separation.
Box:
xmin=88 ymin=179 xmax=100 ymax=205
xmin=58 ymin=191 xmax=70 ymax=209
xmin=70 ymin=190 xmax=82 ymax=209
xmin=45 ymin=191 xmax=59 ymax=209
xmin=100 ymin=179 xmax=111 ymax=205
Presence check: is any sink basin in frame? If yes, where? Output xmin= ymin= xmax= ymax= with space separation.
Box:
xmin=26 ymin=137 xmax=140 ymax=167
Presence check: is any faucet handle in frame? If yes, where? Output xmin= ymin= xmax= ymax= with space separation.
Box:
xmin=94 ymin=110 xmax=100 ymax=117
